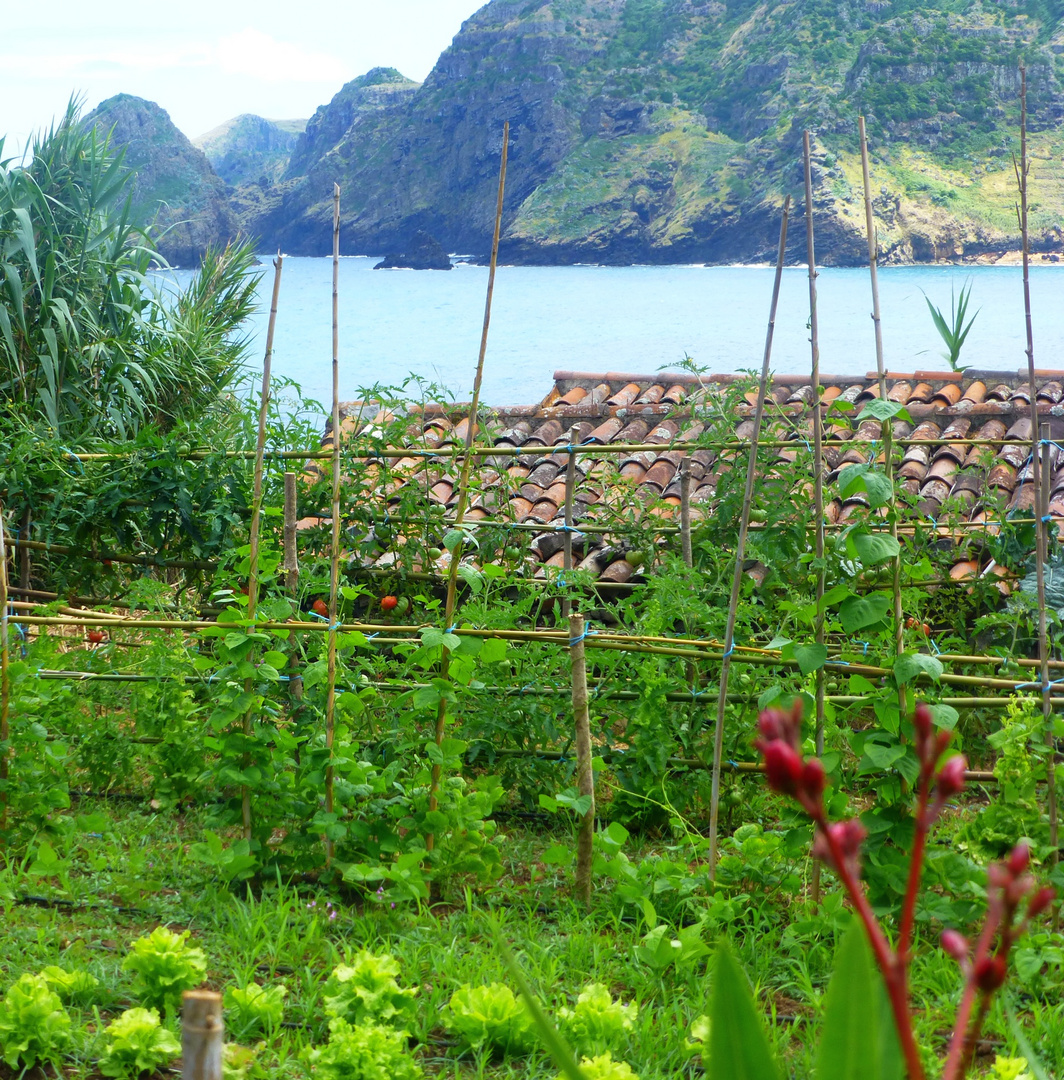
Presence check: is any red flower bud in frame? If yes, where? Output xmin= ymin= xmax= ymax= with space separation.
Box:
xmin=914 ymin=702 xmax=933 ymax=741
xmin=1028 ymin=886 xmax=1056 ymax=918
xmin=801 ymin=758 xmax=826 ymax=800
xmin=988 ymin=863 xmax=1009 ymax=890
xmin=936 ymin=755 xmax=967 ymax=797
xmin=940 ymin=929 xmax=969 ymax=962
xmin=761 ymin=740 xmax=804 ymax=795
xmin=974 ymin=955 xmax=1007 ymax=992
xmin=1008 ymin=842 xmax=1031 ymax=878
xmin=758 ymin=710 xmax=785 ymax=742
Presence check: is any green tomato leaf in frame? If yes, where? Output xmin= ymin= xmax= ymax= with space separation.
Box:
xmin=894 ymin=653 xmax=943 ymax=685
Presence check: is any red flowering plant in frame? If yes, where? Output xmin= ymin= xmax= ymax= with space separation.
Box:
xmin=756 ymin=699 xmax=1055 ymax=1080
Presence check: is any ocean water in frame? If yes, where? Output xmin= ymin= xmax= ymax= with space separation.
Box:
xmin=169 ymin=257 xmax=1064 ymax=409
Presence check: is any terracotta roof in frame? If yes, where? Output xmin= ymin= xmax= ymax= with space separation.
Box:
xmin=305 ymin=368 xmax=1064 ymax=591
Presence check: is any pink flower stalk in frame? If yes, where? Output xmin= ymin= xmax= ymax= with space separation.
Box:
xmin=755 ymin=700 xmax=1055 ymax=1080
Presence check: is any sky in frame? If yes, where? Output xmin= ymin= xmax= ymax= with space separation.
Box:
xmin=2 ymin=0 xmax=486 ymax=155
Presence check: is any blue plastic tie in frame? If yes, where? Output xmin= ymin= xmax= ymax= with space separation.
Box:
xmin=445 ymin=625 xmax=457 ymax=634
xmin=59 ymin=446 xmax=85 ymax=473
xmin=722 ymin=644 xmax=735 ymax=659
xmin=1042 ymin=515 xmax=1053 ymax=523
xmin=310 ymin=611 xmax=328 ymax=622
xmin=365 ymin=632 xmax=379 ymax=641
xmin=569 ymin=628 xmax=594 ymax=648
xmin=929 ymin=638 xmax=941 ymax=656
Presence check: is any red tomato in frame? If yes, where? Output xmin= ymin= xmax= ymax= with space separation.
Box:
xmin=87 ymin=629 xmax=106 ymax=644
xmin=312 ymin=598 xmax=329 ymax=617
xmin=380 ymin=595 xmax=399 ymax=612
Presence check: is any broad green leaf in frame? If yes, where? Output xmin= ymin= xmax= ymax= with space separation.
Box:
xmin=837 ymin=464 xmax=894 ymax=508
xmin=856 ymin=399 xmax=911 ymax=425
xmin=839 ymin=593 xmax=891 ymax=633
xmin=929 ymin=704 xmax=959 ymax=731
xmin=863 ymin=742 xmax=906 ymax=770
xmin=709 ymin=942 xmax=780 ymax=1080
xmin=816 ymin=923 xmax=903 ymax=1080
xmin=852 ymin=532 xmax=901 ymax=565
xmin=794 ymin=643 xmax=828 ymax=675
xmin=894 ymin=653 xmax=943 ymax=685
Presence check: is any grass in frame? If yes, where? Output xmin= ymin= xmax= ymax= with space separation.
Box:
xmin=1 ymin=796 xmax=1059 ymax=1078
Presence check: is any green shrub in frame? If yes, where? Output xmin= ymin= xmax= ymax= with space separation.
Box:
xmin=306 ymin=1018 xmax=422 ymax=1080
xmin=0 ymin=973 xmax=72 ymax=1070
xmin=557 ymin=983 xmax=637 ymax=1056
xmin=323 ymin=952 xmax=415 ymax=1026
xmin=122 ymin=927 xmax=208 ymax=1016
xmin=40 ymin=965 xmax=101 ymax=1004
xmin=565 ymin=1052 xmax=640 ymax=1080
xmin=442 ymin=982 xmax=534 ymax=1054
xmin=98 ymin=1008 xmax=181 ymax=1078
xmin=224 ymin=982 xmax=287 ymax=1034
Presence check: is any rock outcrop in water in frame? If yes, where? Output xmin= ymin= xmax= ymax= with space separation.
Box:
xmin=374 ymin=230 xmax=453 ymax=270
xmin=86 ymin=95 xmax=238 ymax=267
xmin=238 ymin=0 xmax=1064 ymax=266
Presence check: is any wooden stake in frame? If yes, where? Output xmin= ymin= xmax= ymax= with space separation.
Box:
xmin=708 ymin=195 xmax=791 ymax=879
xmin=427 ymin=122 xmax=510 ymax=845
xmin=570 ymin=613 xmax=595 ymax=906
xmin=859 ymin=116 xmax=906 ymax=726
xmin=241 ymin=253 xmax=283 ymax=841
xmin=562 ymin=450 xmax=577 ymax=620
xmin=181 ymin=990 xmax=223 ymax=1080
xmin=325 ymin=185 xmax=342 ymax=862
xmin=680 ymin=459 xmax=693 ymax=568
xmin=18 ymin=509 xmax=30 ymax=590
xmin=0 ymin=509 xmax=10 ymax=839
xmin=283 ymin=472 xmax=303 ymax=705
xmin=804 ymin=133 xmax=828 ymax=906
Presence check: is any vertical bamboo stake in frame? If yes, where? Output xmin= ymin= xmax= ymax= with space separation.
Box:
xmin=181 ymin=990 xmax=223 ymax=1080
xmin=325 ymin=185 xmax=342 ymax=862
xmin=570 ymin=613 xmax=595 ymax=906
xmin=562 ymin=450 xmax=577 ymax=620
xmin=859 ymin=117 xmax=906 ymax=724
xmin=1040 ymin=424 xmax=1058 ymax=861
xmin=18 ymin=509 xmax=30 ymax=590
xmin=241 ymin=253 xmax=284 ymax=841
xmin=0 ymin=510 xmax=10 ymax=839
xmin=427 ymin=123 xmax=510 ymax=844
xmin=1015 ymin=68 xmax=1057 ymax=860
xmin=708 ymin=195 xmax=791 ymax=879
xmin=283 ymin=472 xmax=303 ymax=705
xmin=805 ymin=133 xmax=828 ymax=905
xmin=680 ymin=459 xmax=693 ymax=568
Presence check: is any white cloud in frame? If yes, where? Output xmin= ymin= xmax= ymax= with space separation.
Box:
xmin=213 ymin=29 xmax=353 ymax=83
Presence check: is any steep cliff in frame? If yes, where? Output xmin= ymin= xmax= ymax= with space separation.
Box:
xmin=86 ymin=95 xmax=239 ymax=267
xmin=194 ymin=115 xmax=305 ymax=187
xmin=240 ymin=0 xmax=1064 ymax=265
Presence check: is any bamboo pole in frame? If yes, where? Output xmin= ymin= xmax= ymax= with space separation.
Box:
xmin=804 ymin=133 xmax=828 ymax=905
xmin=18 ymin=510 xmax=30 ymax=591
xmin=181 ymin=991 xmax=223 ymax=1080
xmin=708 ymin=195 xmax=791 ymax=879
xmin=859 ymin=116 xmax=906 ymax=726
xmin=1014 ymin=67 xmax=1057 ymax=866
xmin=561 ymin=450 xmax=577 ymax=620
xmin=570 ymin=613 xmax=595 ymax=906
xmin=325 ymin=185 xmax=342 ymax=862
xmin=284 ymin=472 xmax=303 ymax=706
xmin=428 ymin=122 xmax=510 ymax=842
xmin=679 ymin=459 xmax=693 ymax=568
xmin=0 ymin=509 xmax=10 ymax=838
xmin=1042 ymin=425 xmax=1059 ymax=860
xmin=240 ymin=254 xmax=283 ymax=840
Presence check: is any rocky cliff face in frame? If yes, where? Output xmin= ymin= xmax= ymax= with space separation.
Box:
xmin=194 ymin=115 xmax=305 ymax=187
xmin=86 ymin=95 xmax=239 ymax=267
xmin=242 ymin=0 xmax=1064 ymax=265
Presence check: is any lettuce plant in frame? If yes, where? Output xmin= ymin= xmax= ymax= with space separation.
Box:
xmin=0 ymin=972 xmax=72 ymax=1070
xmin=122 ymin=927 xmax=208 ymax=1016
xmin=442 ymin=982 xmax=534 ymax=1054
xmin=224 ymin=982 xmax=286 ymax=1034
xmin=40 ymin=965 xmax=100 ymax=1003
xmin=306 ymin=1018 xmax=422 ymax=1080
xmin=564 ymin=1052 xmax=640 ymax=1080
xmin=323 ymin=952 xmax=415 ymax=1027
xmin=98 ymin=1007 xmax=181 ymax=1078
xmin=755 ymin=700 xmax=1054 ymax=1080
xmin=556 ymin=984 xmax=637 ymax=1056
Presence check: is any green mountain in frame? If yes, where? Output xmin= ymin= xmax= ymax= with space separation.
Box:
xmin=241 ymin=0 xmax=1064 ymax=264
xmin=194 ymin=114 xmax=306 ymax=188
xmin=86 ymin=94 xmax=238 ymax=267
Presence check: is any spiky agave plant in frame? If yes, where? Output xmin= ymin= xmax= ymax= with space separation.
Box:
xmin=0 ymin=98 xmax=259 ymax=443
xmin=924 ymin=279 xmax=978 ymax=372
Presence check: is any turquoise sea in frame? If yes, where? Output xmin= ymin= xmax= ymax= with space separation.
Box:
xmin=174 ymin=258 xmax=1064 ymax=409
